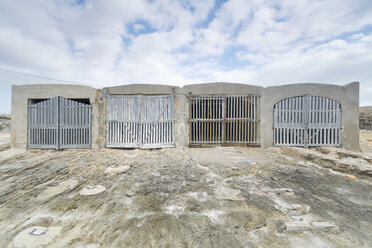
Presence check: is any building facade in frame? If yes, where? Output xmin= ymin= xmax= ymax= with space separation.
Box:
xmin=11 ymin=82 xmax=359 ymax=151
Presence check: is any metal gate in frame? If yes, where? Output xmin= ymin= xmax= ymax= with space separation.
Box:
xmin=273 ymin=95 xmax=341 ymax=147
xmin=106 ymin=95 xmax=174 ymax=148
xmin=189 ymin=94 xmax=260 ymax=146
xmin=28 ymin=97 xmax=92 ymax=149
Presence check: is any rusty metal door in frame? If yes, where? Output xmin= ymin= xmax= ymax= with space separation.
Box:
xmin=28 ymin=97 xmax=91 ymax=149
xmin=273 ymin=95 xmax=341 ymax=147
xmin=189 ymin=94 xmax=260 ymax=146
xmin=106 ymin=95 xmax=174 ymax=148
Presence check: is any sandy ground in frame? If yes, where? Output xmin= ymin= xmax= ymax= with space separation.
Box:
xmin=0 ymin=133 xmax=371 ymax=247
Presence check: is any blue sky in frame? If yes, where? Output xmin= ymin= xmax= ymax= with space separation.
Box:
xmin=1 ymin=0 xmax=372 ymax=113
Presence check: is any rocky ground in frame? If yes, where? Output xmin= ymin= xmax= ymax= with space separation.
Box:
xmin=0 ymin=142 xmax=371 ymax=247
xmin=0 ymin=113 xmax=371 ymax=247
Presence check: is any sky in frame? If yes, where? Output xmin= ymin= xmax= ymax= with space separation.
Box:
xmin=0 ymin=0 xmax=372 ymax=114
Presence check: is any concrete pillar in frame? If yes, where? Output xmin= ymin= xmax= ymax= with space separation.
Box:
xmin=174 ymin=94 xmax=189 ymax=147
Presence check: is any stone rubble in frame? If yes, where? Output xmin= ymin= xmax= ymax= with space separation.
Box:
xmin=276 ymin=221 xmax=339 ymax=233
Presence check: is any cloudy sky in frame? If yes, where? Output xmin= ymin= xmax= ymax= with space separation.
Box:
xmin=1 ymin=0 xmax=372 ymax=113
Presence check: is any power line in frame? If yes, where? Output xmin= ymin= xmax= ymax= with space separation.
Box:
xmin=0 ymin=67 xmax=103 ymax=88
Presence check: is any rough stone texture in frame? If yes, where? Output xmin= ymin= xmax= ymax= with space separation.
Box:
xmin=79 ymin=185 xmax=106 ymax=196
xmin=37 ymin=179 xmax=79 ymax=200
xmin=276 ymin=221 xmax=338 ymax=232
xmin=104 ymin=165 xmax=130 ymax=176
xmin=12 ymin=226 xmax=62 ymax=248
xmin=0 ymin=147 xmax=371 ymax=247
xmin=0 ymin=148 xmax=25 ymax=161
xmin=276 ymin=221 xmax=313 ymax=232
xmin=287 ymin=204 xmax=311 ymax=216
xmin=311 ymin=222 xmax=337 ymax=230
xmin=214 ymin=187 xmax=245 ymax=201
xmin=263 ymin=188 xmax=294 ymax=196
xmin=280 ymin=146 xmax=372 ymax=178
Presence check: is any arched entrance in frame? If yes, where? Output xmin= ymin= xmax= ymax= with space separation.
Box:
xmin=273 ymin=95 xmax=341 ymax=147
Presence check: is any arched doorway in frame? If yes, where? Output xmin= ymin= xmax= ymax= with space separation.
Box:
xmin=273 ymin=95 xmax=341 ymax=147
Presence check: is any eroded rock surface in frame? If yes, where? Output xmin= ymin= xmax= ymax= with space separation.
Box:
xmin=79 ymin=185 xmax=106 ymax=196
xmin=37 ymin=179 xmax=79 ymax=200
xmin=0 ymin=147 xmax=371 ymax=247
xmin=13 ymin=226 xmax=62 ymax=248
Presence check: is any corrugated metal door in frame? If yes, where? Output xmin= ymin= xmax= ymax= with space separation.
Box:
xmin=274 ymin=95 xmax=341 ymax=147
xmin=28 ymin=96 xmax=92 ymax=149
xmin=106 ymin=95 xmax=174 ymax=148
xmin=189 ymin=94 xmax=260 ymax=146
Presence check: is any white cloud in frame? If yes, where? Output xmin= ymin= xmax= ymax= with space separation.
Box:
xmin=0 ymin=0 xmax=372 ymax=113
xmin=349 ymin=33 xmax=365 ymax=40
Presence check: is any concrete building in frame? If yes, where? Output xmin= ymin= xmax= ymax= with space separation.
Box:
xmin=11 ymin=81 xmax=359 ymax=151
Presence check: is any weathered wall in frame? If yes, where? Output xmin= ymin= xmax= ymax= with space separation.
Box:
xmin=105 ymin=84 xmax=176 ymax=95
xmin=174 ymin=94 xmax=189 ymax=147
xmin=11 ymin=84 xmax=100 ymax=149
xmin=182 ymin=82 xmax=263 ymax=95
xmin=261 ymin=82 xmax=359 ymax=151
